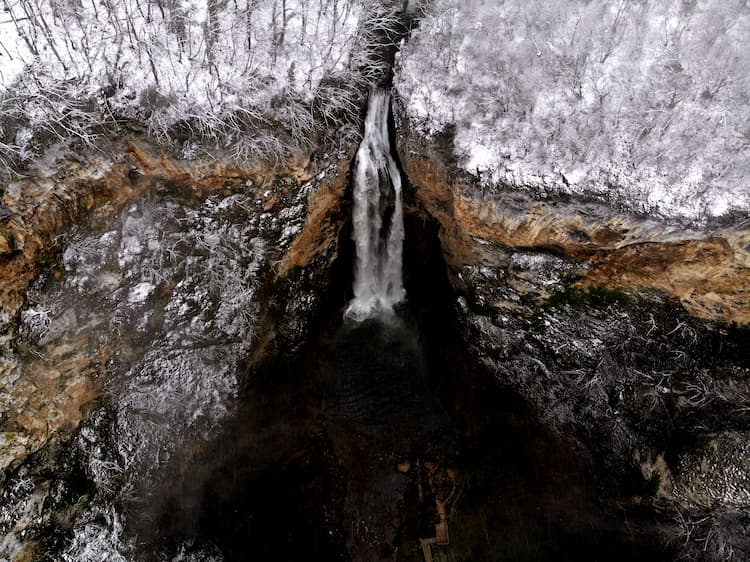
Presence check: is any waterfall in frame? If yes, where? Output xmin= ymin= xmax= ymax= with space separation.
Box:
xmin=345 ymin=89 xmax=405 ymax=320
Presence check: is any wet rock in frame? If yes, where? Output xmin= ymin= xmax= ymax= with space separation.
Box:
xmin=0 ymin=136 xmax=355 ymax=560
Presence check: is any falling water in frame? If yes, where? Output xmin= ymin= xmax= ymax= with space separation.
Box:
xmin=345 ymin=89 xmax=405 ymax=320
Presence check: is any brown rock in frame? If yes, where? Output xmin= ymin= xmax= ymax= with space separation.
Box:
xmin=276 ymin=157 xmax=352 ymax=278
xmin=398 ymin=134 xmax=750 ymax=326
xmin=0 ymin=232 xmax=10 ymax=254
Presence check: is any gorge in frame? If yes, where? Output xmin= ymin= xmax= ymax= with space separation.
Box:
xmin=1 ymin=1 xmax=750 ymax=561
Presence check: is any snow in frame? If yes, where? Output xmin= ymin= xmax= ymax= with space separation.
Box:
xmin=0 ymin=19 xmax=27 ymax=90
xmin=127 ymin=282 xmax=154 ymax=304
xmin=395 ymin=0 xmax=750 ymax=224
xmin=1 ymin=0 xmax=370 ymax=164
xmin=464 ymin=142 xmax=495 ymax=174
xmin=565 ymin=168 xmax=587 ymax=185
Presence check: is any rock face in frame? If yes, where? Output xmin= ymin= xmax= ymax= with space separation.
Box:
xmin=1 ymin=103 xmax=749 ymax=561
xmin=395 ymin=110 xmax=750 ymax=560
xmin=0 ymin=137 xmax=353 ymax=561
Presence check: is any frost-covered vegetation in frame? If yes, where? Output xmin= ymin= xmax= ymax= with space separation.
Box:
xmin=396 ymin=0 xmax=750 ymax=222
xmin=0 ymin=0 xmax=404 ymax=176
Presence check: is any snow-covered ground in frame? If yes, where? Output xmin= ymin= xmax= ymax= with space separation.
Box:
xmin=0 ymin=0 xmax=397 ymax=167
xmin=0 ymin=18 xmax=27 ymax=90
xmin=395 ymin=0 xmax=750 ymax=224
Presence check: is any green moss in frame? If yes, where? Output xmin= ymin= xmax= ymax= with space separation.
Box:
xmin=546 ymin=285 xmax=631 ymax=309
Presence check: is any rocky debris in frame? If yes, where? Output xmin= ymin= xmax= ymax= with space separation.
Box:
xmin=0 ymin=137 xmax=345 ymax=468
xmin=264 ymin=152 xmax=355 ymax=357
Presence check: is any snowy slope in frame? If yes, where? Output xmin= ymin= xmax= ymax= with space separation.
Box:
xmin=395 ymin=0 xmax=750 ymax=223
xmin=0 ymin=18 xmax=28 ymax=90
xmin=0 ymin=0 xmax=399 ymax=168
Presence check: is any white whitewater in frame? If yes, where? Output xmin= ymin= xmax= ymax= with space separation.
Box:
xmin=345 ymin=89 xmax=405 ymax=320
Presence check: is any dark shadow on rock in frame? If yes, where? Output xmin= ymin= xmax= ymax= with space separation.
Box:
xmin=323 ymin=314 xmax=453 ymax=562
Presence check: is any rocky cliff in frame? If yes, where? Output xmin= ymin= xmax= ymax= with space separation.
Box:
xmin=394 ymin=105 xmax=750 ymax=561
xmin=0 ymin=91 xmax=748 ymax=562
xmin=0 ymin=137 xmax=354 ymax=560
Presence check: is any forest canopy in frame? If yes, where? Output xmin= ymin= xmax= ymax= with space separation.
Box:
xmin=395 ymin=0 xmax=750 ymax=222
xmin=0 ymin=0 xmax=404 ymax=174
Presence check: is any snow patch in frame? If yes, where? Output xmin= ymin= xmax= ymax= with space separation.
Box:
xmin=0 ymin=20 xmax=28 ymax=90
xmin=127 ymin=282 xmax=154 ymax=304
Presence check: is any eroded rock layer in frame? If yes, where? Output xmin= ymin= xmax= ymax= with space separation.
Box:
xmin=395 ymin=125 xmax=750 ymax=327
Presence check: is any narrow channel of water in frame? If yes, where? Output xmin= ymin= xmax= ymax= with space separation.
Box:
xmin=347 ymin=89 xmax=405 ymax=320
